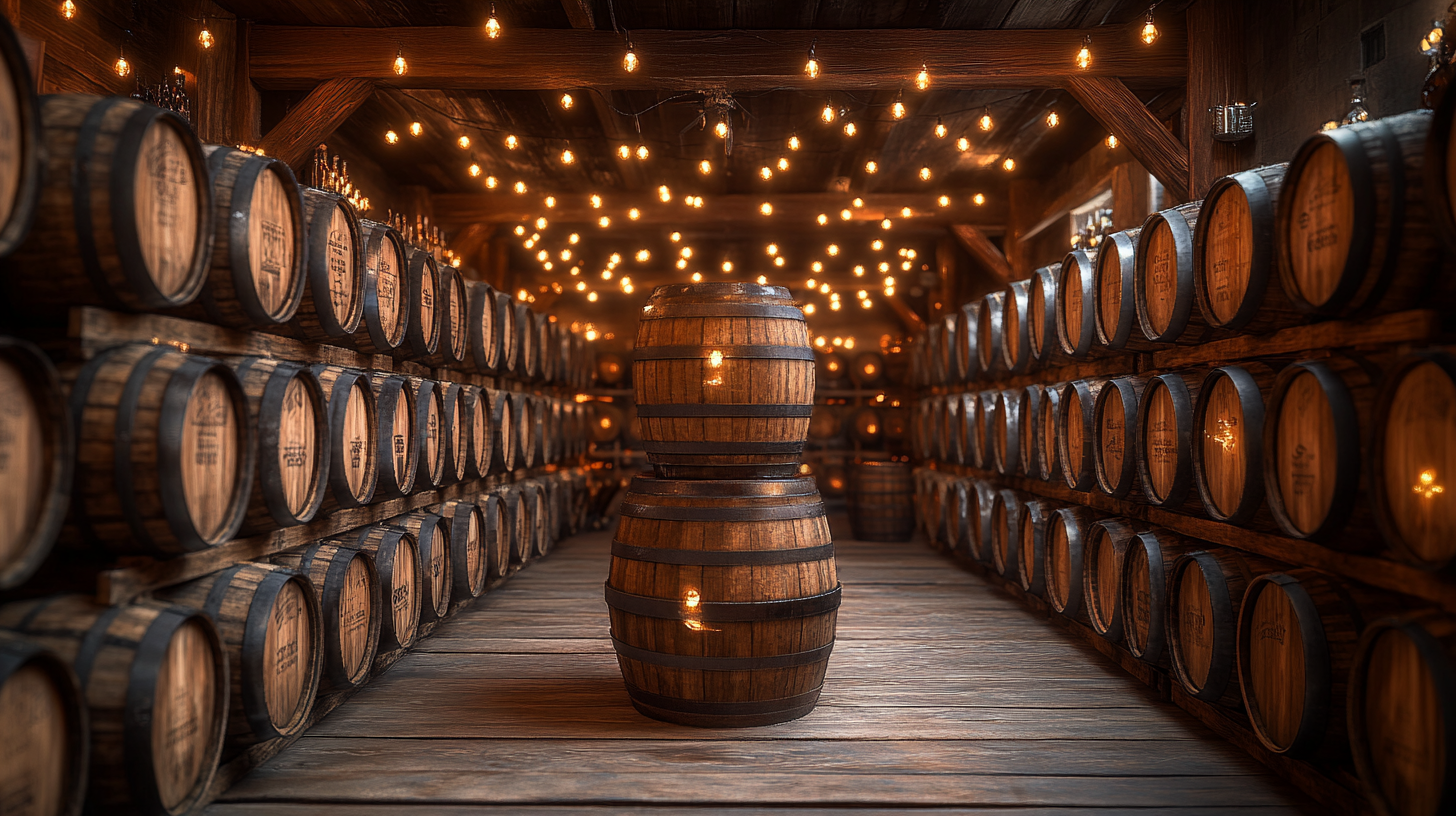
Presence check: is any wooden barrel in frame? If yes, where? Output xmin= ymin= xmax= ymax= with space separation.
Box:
xmin=489 ymin=388 xmax=516 ymax=473
xmin=912 ymin=398 xmax=934 ymax=460
xmin=402 ymin=246 xmax=442 ymax=359
xmin=493 ymin=289 xmax=519 ymax=376
xmin=388 ymin=511 xmax=452 ymax=624
xmin=1237 ymin=568 xmax=1366 ymax=758
xmin=269 ymin=541 xmax=380 ymax=693
xmin=429 ymin=266 xmax=471 ymax=368
xmin=231 ymin=358 xmax=328 ymax=535
xmin=1028 ymin=264 xmax=1064 ymax=367
xmin=438 ymin=382 xmax=469 ymax=485
xmin=606 ymin=476 xmax=839 ymax=727
xmin=634 ymin=283 xmax=812 ymax=479
xmin=464 ymin=282 xmax=502 ymax=375
xmin=1056 ymin=248 xmax=1100 ymax=359
xmin=1083 ymin=517 xmax=1142 ymax=642
xmin=1192 ymin=364 xmax=1275 ymax=526
xmin=976 ymin=291 xmax=1006 ymax=377
xmin=939 ymin=396 xmax=964 ymax=464
xmin=5 ymin=95 xmax=212 ymax=313
xmin=513 ymin=302 xmax=540 ymax=381
xmin=1057 ymin=379 xmax=1105 ymax=492
xmin=310 ymin=364 xmax=377 ymax=510
xmin=849 ymin=351 xmax=886 ymax=387
xmin=1016 ymin=497 xmax=1058 ymax=597
xmin=1348 ymin=611 xmax=1456 ymax=816
xmin=1135 ymin=202 xmax=1207 ymax=344
xmin=501 ymin=486 xmax=531 ymax=567
xmin=1122 ymin=528 xmax=1198 ymax=666
xmin=0 ymin=632 xmax=87 ymax=816
xmin=369 ymin=373 xmax=417 ymax=499
xmin=1168 ymin=548 xmax=1269 ymax=709
xmin=966 ymin=479 xmax=1000 ymax=563
xmin=972 ymin=392 xmax=999 ymax=470
xmin=70 ymin=345 xmax=254 ymax=554
xmin=920 ymin=471 xmax=949 ymax=548
xmin=348 ymin=524 xmax=421 ymax=652
xmin=0 ymin=596 xmax=227 ymax=816
xmin=991 ymin=389 xmax=1021 ymax=475
xmin=1137 ymin=370 xmax=1202 ymax=510
xmin=816 ymin=351 xmax=849 ymax=387
xmin=406 ymin=377 xmax=446 ymax=491
xmin=0 ymin=13 xmax=40 ymax=259
xmin=951 ymin=305 xmax=979 ymax=383
xmin=1095 ymin=228 xmax=1159 ymax=351
xmin=988 ymin=488 xmax=1024 ymax=578
xmin=1028 ymin=383 xmax=1063 ymax=483
xmin=0 ymin=338 xmax=72 ymax=590
xmin=1045 ymin=505 xmax=1096 ymax=621
xmin=1276 ymin=110 xmax=1441 ymax=318
xmin=508 ymin=391 xmax=534 ymax=470
xmin=942 ymin=478 xmax=973 ymax=556
xmin=809 ymin=404 xmax=844 ymax=443
xmin=191 ymin=145 xmax=305 ymax=328
xmin=591 ymin=401 xmax=623 ymax=445
xmin=1372 ymin=350 xmax=1456 ymax=569
xmin=1263 ymin=355 xmax=1378 ymax=545
xmin=157 ymin=563 xmax=321 ymax=753
xmin=596 ymin=352 xmax=627 ymax=386
xmin=1193 ymin=164 xmax=1299 ymax=333
xmin=474 ymin=491 xmax=510 ymax=582
xmin=522 ymin=479 xmax=551 ymax=557
xmin=290 ymin=189 xmax=364 ymax=342
xmin=353 ymin=219 xmax=409 ymax=355
xmin=1000 ymin=279 xmax=1033 ymax=374
xmin=848 ymin=407 xmax=883 ymax=445
xmin=1094 ymin=376 xmax=1146 ymax=500
xmin=432 ymin=500 xmax=488 ymax=605
xmin=846 ymin=460 xmax=915 ymax=541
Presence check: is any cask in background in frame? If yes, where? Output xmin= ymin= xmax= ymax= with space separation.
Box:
xmin=0 ymin=338 xmax=72 ymax=590
xmin=0 ymin=11 xmax=40 ymax=260
xmin=0 ymin=631 xmax=87 ymax=816
xmin=230 ymin=358 xmax=328 ymax=535
xmin=1371 ymin=349 xmax=1456 ymax=570
xmin=1136 ymin=202 xmax=1209 ymax=345
xmin=270 ymin=541 xmax=380 ymax=694
xmin=290 ymin=188 xmax=364 ymax=342
xmin=354 ymin=219 xmax=409 ymax=355
xmin=310 ymin=364 xmax=377 ymax=511
xmin=1193 ymin=164 xmax=1299 ymax=333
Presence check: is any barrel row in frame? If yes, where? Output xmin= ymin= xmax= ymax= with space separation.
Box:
xmin=911 ymin=469 xmax=1454 ymax=816
xmin=912 ymin=348 xmax=1456 ymax=570
xmin=910 ymin=108 xmax=1456 ymax=389
xmin=0 ymin=470 xmax=587 ymax=816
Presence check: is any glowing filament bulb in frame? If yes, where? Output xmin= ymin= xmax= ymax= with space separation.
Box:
xmin=545 ymin=196 xmax=557 ymax=208
xmin=485 ymin=7 xmax=501 ymax=39
xmin=670 ymin=232 xmax=681 ymax=242
xmin=680 ymin=247 xmax=693 ymax=258
xmin=1416 ymin=469 xmax=1446 ymax=499
xmin=514 ymin=226 xmax=527 ymax=236
xmin=659 ymin=185 xmax=672 ymax=202
xmin=587 ymin=291 xmax=598 ymax=302
xmin=560 ymin=249 xmax=572 ymax=261
xmin=598 ymin=216 xmax=610 ymax=227
xmin=1106 ymin=134 xmax=1119 ymax=149
xmin=789 ymin=134 xmax=802 ymax=150
xmin=468 ymin=162 xmax=482 ymax=177
xmin=767 ymin=243 xmax=779 ymax=255
xmin=757 ymin=275 xmax=768 ymax=284
xmin=722 ymin=260 xmax=734 ymax=272
xmin=892 ymin=100 xmax=906 ymax=120
xmin=505 ymin=135 xmax=519 ymax=149
xmin=576 ymin=281 xmax=587 ymax=291
xmin=827 ymin=243 xmax=839 ymax=256
xmin=385 ymin=130 xmax=399 ymax=145
xmin=774 ymin=256 xmax=785 ymax=267
xmin=623 ymin=43 xmax=638 ymax=72
xmin=759 ymin=202 xmax=773 ymax=215
xmin=830 ymin=300 xmax=841 ymax=311
xmin=199 ymin=28 xmax=214 ymax=48
xmin=393 ymin=49 xmax=407 ymax=75
xmin=915 ymin=64 xmax=930 ymax=90
xmin=1002 ymin=157 xmax=1016 ymax=171
xmin=714 ymin=119 xmax=729 ymax=138
xmin=628 ymin=207 xmax=640 ymax=220
xmin=934 ymin=119 xmax=947 ymax=138
xmin=805 ymin=41 xmax=820 ymax=78
xmin=591 ymin=194 xmax=603 ymax=208
xmin=617 ymin=144 xmax=631 ymax=159
xmin=854 ymin=265 xmax=865 ymax=276
xmin=560 ymin=148 xmax=575 ymax=164
xmin=811 ymin=262 xmax=822 ymax=274
xmin=115 ymin=54 xmax=131 ymax=77
xmin=1141 ymin=11 xmax=1159 ymax=45
xmin=973 ymin=193 xmax=986 ymax=205
xmin=456 ymin=135 xmax=472 ymax=149
xmin=804 ymin=303 xmax=816 ymax=314
xmin=919 ymin=166 xmax=932 ymax=181
xmin=979 ymin=111 xmax=994 ymax=131
xmin=778 ymin=157 xmax=790 ymax=171
xmin=879 ymin=262 xmax=890 ymax=272
xmin=760 ymin=166 xmax=773 ymax=180
xmin=691 ymin=272 xmax=703 ymax=282
xmin=956 ymin=137 xmax=970 ymax=152
xmin=485 ymin=176 xmax=498 ymax=188
xmin=817 ymin=213 xmax=829 ymax=225
xmin=676 ymin=259 xmax=688 ymax=269
xmin=840 ymin=209 xmax=852 ymax=220
xmin=861 ymin=298 xmax=873 ymax=309
xmin=636 ymin=144 xmax=649 ymax=160
xmin=409 ymin=121 xmax=423 ymax=137
xmin=61 ymin=0 xmax=76 ymax=19
xmin=843 ymin=122 xmax=858 ymax=136
xmin=881 ymin=218 xmax=892 ymax=229
xmin=535 ymin=217 xmax=548 ymax=230
xmin=852 ymin=198 xmax=864 ymax=208
xmin=938 ymin=195 xmax=950 ymax=207
xmin=699 ymin=159 xmax=712 ymax=174
xmin=1046 ymin=110 xmax=1060 ymax=128
xmin=901 ymin=207 xmax=913 ymax=218
xmin=560 ymin=93 xmax=574 ymax=109
xmin=1076 ymin=35 xmax=1092 ymax=70
xmin=872 ymin=240 xmax=883 ymax=251
xmin=820 ymin=283 xmax=831 ymax=294
xmin=636 ymin=249 xmax=651 ymax=262
xmin=865 ymin=160 xmax=878 ymax=174
xmin=513 ymin=180 xmax=527 ymax=194
xmin=684 ymin=589 xmax=702 ymax=608
xmin=821 ymin=104 xmax=836 ymax=123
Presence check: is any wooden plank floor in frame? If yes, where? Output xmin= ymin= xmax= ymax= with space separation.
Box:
xmin=206 ymin=516 xmax=1313 ymax=815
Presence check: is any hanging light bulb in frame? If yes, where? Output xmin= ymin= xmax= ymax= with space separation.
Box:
xmin=468 ymin=161 xmax=482 ymax=177
xmin=766 ymin=243 xmax=779 ymax=255
xmin=691 ymin=272 xmax=703 ymax=282
xmin=485 ymin=3 xmax=502 ymax=38
xmin=513 ymin=180 xmax=527 ymax=194
xmin=759 ymin=202 xmax=773 ymax=215
xmin=115 ymin=48 xmax=131 ymax=78
xmin=545 ymin=196 xmax=557 ymax=208
xmin=892 ymin=95 xmax=906 ymax=120
xmin=722 ymin=260 xmax=734 ymax=272
xmin=199 ymin=25 xmax=214 ymax=49
xmin=934 ymin=118 xmax=947 ymax=138
xmin=617 ymin=144 xmax=631 ymax=159
xmin=669 ymin=232 xmax=680 ymax=242
xmin=590 ymin=194 xmax=603 ymax=208
xmin=872 ymin=239 xmax=884 ymax=251
xmin=588 ymin=291 xmax=598 ymax=302
xmin=393 ymin=47 xmax=407 ymax=76
xmin=658 ymin=185 xmax=672 ymax=202
xmin=915 ymin=64 xmax=930 ymax=91
xmin=774 ymin=256 xmax=785 ymax=267
xmin=973 ymin=192 xmax=986 ymax=205
xmin=880 ymin=218 xmax=892 ymax=230
xmin=879 ymin=261 xmax=890 ymax=272
xmin=457 ymin=135 xmax=471 ymax=149
xmin=979 ymin=109 xmax=994 ymax=131
xmin=713 ymin=117 xmax=730 ymax=139
xmin=840 ymin=209 xmax=852 ymax=220
xmin=788 ymin=134 xmax=801 ymax=150
xmin=901 ymin=206 xmax=913 ymax=218
xmin=628 ymin=207 xmax=641 ymax=220
xmin=636 ymin=249 xmax=651 ymax=262
xmin=623 ymin=36 xmax=639 ymax=72
xmin=760 ymin=165 xmax=773 ymax=180
xmin=854 ymin=265 xmax=865 ymax=276
xmin=485 ymin=175 xmax=498 ymax=189
xmin=1002 ymin=157 xmax=1016 ymax=171
xmin=811 ymin=263 xmax=822 ymax=274
xmin=560 ymin=93 xmax=574 ymax=110
xmin=956 ymin=136 xmax=970 ymax=152
xmin=827 ymin=243 xmax=839 ymax=255
xmin=937 ymin=195 xmax=950 ymax=207
xmin=817 ymin=213 xmax=829 ymax=225
xmin=1141 ymin=8 xmax=1159 ymax=45
xmin=865 ymin=160 xmax=878 ymax=174
xmin=635 ymin=144 xmax=649 ymax=160
xmin=1105 ymin=134 xmax=1119 ymax=149
xmin=61 ymin=0 xmax=76 ymax=19
xmin=699 ymin=159 xmax=713 ymax=174
xmin=560 ymin=148 xmax=575 ymax=164
xmin=1046 ymin=110 xmax=1060 ymax=127
xmin=505 ymin=135 xmax=519 ymax=149
xmin=409 ymin=121 xmax=423 ymax=137
xmin=777 ymin=156 xmax=790 ymax=171
xmin=385 ymin=129 xmax=399 ymax=144
xmin=919 ymin=166 xmax=932 ymax=181
xmin=805 ymin=39 xmax=820 ymax=78
xmin=598 ymin=216 xmax=611 ymax=227
xmin=843 ymin=121 xmax=858 ymax=136
xmin=821 ymin=104 xmax=836 ymax=123
xmin=1076 ymin=35 xmax=1092 ymax=70
xmin=514 ymin=225 xmax=527 ymax=236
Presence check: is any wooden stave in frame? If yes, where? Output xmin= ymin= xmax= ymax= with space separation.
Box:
xmin=942 ymin=478 xmax=973 ymax=556
xmin=1093 ymin=376 xmax=1147 ymax=501
xmin=992 ymin=388 xmax=1022 ymax=476
xmin=493 ymin=289 xmax=519 ymax=376
xmin=269 ymin=540 xmax=381 ymax=693
xmin=1121 ymin=528 xmax=1199 ymax=666
xmin=1057 ymin=378 xmax=1106 ymax=492
xmin=1167 ymin=548 xmax=1265 ymax=710
xmin=1000 ymin=278 xmax=1034 ymax=374
xmin=922 ymin=473 xmax=950 ymax=551
xmin=308 ymin=364 xmax=378 ymax=511
xmin=849 ymin=351 xmax=887 ymax=387
xmin=428 ymin=500 xmax=488 ymax=603
xmin=605 ymin=476 xmax=838 ymax=728
xmin=0 ymin=595 xmax=228 ymax=816
xmin=1275 ymin=110 xmax=1443 ymax=319
xmin=0 ymin=630 xmax=88 ymax=816
xmin=1136 ymin=369 xmax=1204 ymax=511
xmin=353 ymin=220 xmax=409 ymax=355
xmin=1044 ymin=505 xmax=1097 ymax=622
xmin=522 ymin=479 xmax=551 ymax=558
xmin=1055 ymin=248 xmax=1102 ymax=360
xmin=1016 ymin=497 xmax=1059 ymax=597
xmin=845 ymin=460 xmax=916 ymax=542
xmin=935 ymin=314 xmax=961 ymax=385
xmin=405 ymin=377 xmax=447 ymax=492
xmin=487 ymin=388 xmax=516 ymax=474
xmin=933 ymin=397 xmax=958 ymax=464
xmin=972 ymin=391 xmax=999 ymax=470
xmin=367 ymin=373 xmax=418 ymax=499
xmin=1027 ymin=264 xmax=1066 ymax=368
xmin=1193 ymin=164 xmax=1300 ymax=334
xmin=290 ymin=189 xmax=365 ymax=343
xmin=1016 ymin=385 xmax=1044 ymax=480
xmin=346 ymin=525 xmax=422 ymax=652
xmin=402 ymin=247 xmax=443 ymax=360
xmin=952 ymin=303 xmax=981 ymax=383
xmin=1094 ymin=228 xmax=1159 ymax=351
xmin=1347 ymin=610 xmax=1456 ymax=816
xmin=1135 ymin=202 xmax=1211 ymax=345
xmin=425 ymin=265 xmax=471 ymax=368
xmin=989 ymin=487 xmax=1025 ymax=579
xmin=1369 ymin=349 xmax=1456 ymax=570
xmin=975 ymin=290 xmax=1007 ymax=378
xmin=0 ymin=337 xmax=73 ymax=590
xmin=4 ymin=95 xmax=214 ymax=313
xmin=1083 ymin=517 xmax=1144 ymax=642
xmin=69 ymin=344 xmax=256 ymax=555
xmin=968 ymin=478 xmax=1001 ymax=563
xmin=156 ymin=562 xmax=322 ymax=754
xmin=229 ymin=357 xmax=329 ymax=535
xmin=188 ymin=146 xmax=306 ymax=329
xmin=513 ymin=302 xmax=539 ymax=381
xmin=1033 ymin=383 xmax=1065 ymax=483
xmin=386 ymin=511 xmax=453 ymax=624
xmin=1191 ymin=363 xmax=1278 ymax=527
xmin=0 ymin=12 xmax=41 ymax=259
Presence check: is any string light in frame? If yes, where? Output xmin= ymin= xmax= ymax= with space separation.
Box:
xmin=1141 ymin=7 xmax=1159 ymax=44
xmin=699 ymin=159 xmax=713 ymax=174
xmin=576 ymin=281 xmax=587 ymax=291
xmin=1076 ymin=35 xmax=1092 ymax=69
xmin=778 ymin=156 xmax=790 ymax=171
xmin=692 ymin=272 xmax=703 ymax=282
xmin=956 ymin=137 xmax=970 ymax=152
xmin=468 ymin=161 xmax=482 ymax=177
xmin=393 ymin=47 xmax=407 ymax=75
xmin=937 ymin=195 xmax=950 ymax=207
xmin=757 ymin=275 xmax=768 ymax=284
xmin=199 ymin=25 xmax=214 ymax=49
xmin=457 ymin=135 xmax=471 ymax=149
xmin=759 ymin=202 xmax=773 ymax=215
xmin=892 ymin=94 xmax=906 ymax=120
xmin=821 ymin=104 xmax=836 ymax=123
xmin=789 ymin=134 xmax=802 ymax=150
xmin=622 ymin=36 xmax=639 ymax=72
xmin=817 ymin=213 xmax=829 ymax=225
xmin=560 ymin=148 xmax=575 ymax=164
xmin=636 ymin=249 xmax=651 ymax=262
xmin=774 ymin=256 xmax=785 ymax=267
xmin=560 ymin=93 xmax=574 ymax=110
xmin=852 ymin=197 xmax=864 ymax=207
xmin=635 ymin=144 xmax=649 ymax=160
xmin=1002 ymin=157 xmax=1016 ymax=171
xmin=1106 ymin=134 xmax=1119 ymax=148
xmin=692 ymin=196 xmax=704 ymax=207
xmin=901 ymin=207 xmax=913 ymax=217
xmin=861 ymin=297 xmax=873 ymax=309
xmin=591 ymin=194 xmax=603 ymax=208
xmin=617 ymin=144 xmax=631 ymax=159
xmin=115 ymin=47 xmax=131 ymax=78
xmin=514 ymin=226 xmax=527 ymax=236
xmin=598 ymin=216 xmax=611 ymax=227
xmin=865 ymin=160 xmax=878 ymax=173
xmin=1046 ymin=110 xmax=1060 ymax=127
xmin=765 ymin=243 xmax=779 ymax=256
xmin=385 ymin=129 xmax=399 ymax=144
xmin=658 ymin=185 xmax=672 ymax=202
xmin=722 ymin=260 xmax=734 ymax=272
xmin=821 ymin=283 xmax=831 ymax=293
xmin=811 ymin=262 xmax=822 ymax=273
xmin=843 ymin=121 xmax=858 ymax=136
xmin=560 ymin=249 xmax=572 ymax=261
xmin=805 ymin=39 xmax=820 ymax=78
xmin=677 ymin=259 xmax=689 ymax=269
xmin=669 ymin=232 xmax=680 ymax=242
xmin=915 ymin=64 xmax=930 ymax=91
xmin=714 ymin=118 xmax=729 ymax=138
xmin=760 ymin=166 xmax=774 ymax=180
xmin=628 ymin=207 xmax=641 ymax=220
xmin=546 ymin=196 xmax=557 ymax=208
xmin=680 ymin=247 xmax=692 ymax=258
xmin=934 ymin=118 xmax=947 ymax=138
xmin=854 ymin=265 xmax=865 ymax=276
xmin=879 ymin=261 xmax=890 ymax=272
xmin=409 ymin=122 xmax=423 ymax=137
xmin=973 ymin=192 xmax=986 ymax=205
xmin=830 ymin=300 xmax=841 ymax=311
xmin=485 ymin=3 xmax=501 ymax=38
xmin=588 ymin=291 xmax=598 ymax=302
xmin=804 ymin=303 xmax=816 ymax=314
xmin=979 ymin=109 xmax=994 ymax=131
xmin=485 ymin=175 xmax=498 ymax=188
xmin=505 ymin=135 xmax=519 ymax=149
xmin=570 ymin=233 xmax=580 ymax=244
xmin=840 ymin=209 xmax=852 ymax=220
xmin=61 ymin=0 xmax=76 ymax=19
xmin=872 ymin=239 xmax=883 ymax=251
xmin=514 ymin=180 xmax=528 ymax=194
xmin=827 ymin=243 xmax=839 ymax=255
xmin=881 ymin=218 xmax=892 ymax=229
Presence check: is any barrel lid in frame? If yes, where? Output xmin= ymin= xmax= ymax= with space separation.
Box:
xmin=627 ymin=475 xmax=818 ymax=498
xmin=649 ymin=282 xmax=790 ymax=301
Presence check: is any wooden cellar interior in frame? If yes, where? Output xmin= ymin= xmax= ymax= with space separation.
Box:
xmin=3 ymin=0 xmax=1456 ymax=814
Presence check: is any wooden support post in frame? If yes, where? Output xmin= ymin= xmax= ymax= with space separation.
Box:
xmin=950 ymin=224 xmax=1013 ymax=285
xmin=1110 ymin=162 xmax=1151 ymax=229
xmin=1064 ymin=76 xmax=1190 ymax=201
xmin=1 ymin=0 xmax=18 ymax=27
xmin=232 ymin=20 xmax=261 ymax=147
xmin=560 ymin=0 xmax=595 ymax=30
xmin=259 ymin=78 xmax=374 ymax=173
xmin=1187 ymin=0 xmax=1252 ymax=198
xmin=1007 ymin=179 xmax=1039 ymax=279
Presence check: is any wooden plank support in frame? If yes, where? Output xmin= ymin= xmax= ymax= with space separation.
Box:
xmin=950 ymin=224 xmax=1013 ymax=284
xmin=259 ymin=77 xmax=375 ymax=172
xmin=248 ymin=24 xmax=1188 ymax=91
xmin=560 ymin=0 xmax=595 ymax=30
xmin=1063 ymin=76 xmax=1190 ymax=201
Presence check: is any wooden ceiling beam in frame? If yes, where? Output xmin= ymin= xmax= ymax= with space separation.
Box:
xmin=248 ymin=23 xmax=1187 ymax=91
xmin=430 ymin=192 xmax=1007 ymax=228
xmin=1063 ymin=75 xmax=1190 ymax=201
xmin=259 ymin=77 xmax=374 ymax=172
xmin=559 ymin=0 xmax=595 ymax=30
xmin=950 ymin=224 xmax=1013 ymax=284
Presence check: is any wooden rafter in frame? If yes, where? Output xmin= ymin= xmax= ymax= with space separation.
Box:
xmin=259 ymin=77 xmax=375 ymax=171
xmin=248 ymin=24 xmax=1187 ymax=91
xmin=1063 ymin=75 xmax=1190 ymax=201
xmin=951 ymin=224 xmax=1013 ymax=284
xmin=560 ymin=0 xmax=595 ymax=30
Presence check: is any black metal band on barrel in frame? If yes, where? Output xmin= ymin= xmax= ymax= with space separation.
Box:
xmin=610 ymin=636 xmax=835 ymax=670
xmin=624 ymin=684 xmax=823 ymax=715
xmin=634 ymin=344 xmax=815 ymax=362
xmin=619 ymin=501 xmax=823 ymax=522
xmin=641 ymin=440 xmax=804 ymax=455
xmin=605 ymin=584 xmax=841 ymax=622
xmin=635 ymin=403 xmax=814 ymax=418
xmin=611 ymin=541 xmax=835 ymax=566
xmin=641 ymin=304 xmax=805 ymax=320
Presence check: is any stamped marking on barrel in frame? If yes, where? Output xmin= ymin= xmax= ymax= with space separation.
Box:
xmin=1176 ymin=564 xmax=1215 ymax=689
xmin=340 ymin=555 xmax=373 ymax=679
xmin=326 ymin=207 xmax=356 ymax=320
xmin=0 ymin=663 xmax=69 ymax=816
xmin=1100 ymin=389 xmax=1126 ymax=482
xmin=1276 ymin=371 xmax=1336 ymax=535
xmin=391 ymin=539 xmax=420 ymax=645
xmin=181 ymin=372 xmax=240 ymax=542
xmin=1206 ymin=186 xmax=1253 ymax=324
xmin=136 ymin=121 xmax=200 ymax=298
xmin=152 ymin=620 xmax=218 ymax=811
xmin=343 ymin=380 xmax=372 ymax=500
xmin=263 ymin=580 xmax=312 ymax=729
xmin=377 ymin=242 xmax=403 ymax=344
xmin=251 ymin=165 xmax=296 ymax=316
xmin=392 ymin=388 xmax=411 ymax=484
xmin=279 ymin=375 xmax=317 ymax=516
xmin=1247 ymin=585 xmax=1305 ymax=750
xmin=1288 ymin=142 xmax=1354 ymax=306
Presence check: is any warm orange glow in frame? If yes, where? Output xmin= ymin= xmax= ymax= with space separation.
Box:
xmin=1416 ymin=469 xmax=1446 ymax=499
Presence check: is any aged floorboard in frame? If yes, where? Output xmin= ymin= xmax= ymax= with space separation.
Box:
xmin=206 ymin=516 xmax=1313 ymax=814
